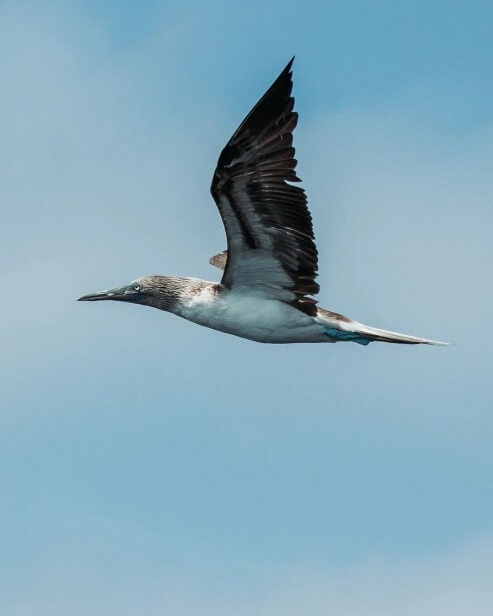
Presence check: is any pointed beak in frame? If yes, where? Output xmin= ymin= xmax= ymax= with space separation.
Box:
xmin=77 ymin=284 xmax=140 ymax=302
xmin=77 ymin=289 xmax=118 ymax=302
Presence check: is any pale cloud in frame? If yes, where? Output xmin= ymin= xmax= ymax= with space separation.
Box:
xmin=4 ymin=534 xmax=493 ymax=615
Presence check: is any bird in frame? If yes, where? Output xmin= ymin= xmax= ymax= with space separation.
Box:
xmin=79 ymin=58 xmax=446 ymax=347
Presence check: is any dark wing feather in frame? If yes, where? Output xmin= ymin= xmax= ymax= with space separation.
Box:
xmin=210 ymin=58 xmax=319 ymax=311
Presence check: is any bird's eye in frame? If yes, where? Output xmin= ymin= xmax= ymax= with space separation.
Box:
xmin=134 ymin=284 xmax=140 ymax=292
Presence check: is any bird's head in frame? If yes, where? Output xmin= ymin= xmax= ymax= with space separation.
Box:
xmin=78 ymin=276 xmax=179 ymax=311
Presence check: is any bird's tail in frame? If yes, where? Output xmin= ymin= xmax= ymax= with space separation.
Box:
xmin=351 ymin=323 xmax=448 ymax=346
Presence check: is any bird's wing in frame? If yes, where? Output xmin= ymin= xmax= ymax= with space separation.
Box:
xmin=209 ymin=250 xmax=228 ymax=271
xmin=210 ymin=58 xmax=319 ymax=314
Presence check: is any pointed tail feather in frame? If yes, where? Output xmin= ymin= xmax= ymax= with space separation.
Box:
xmin=353 ymin=323 xmax=448 ymax=346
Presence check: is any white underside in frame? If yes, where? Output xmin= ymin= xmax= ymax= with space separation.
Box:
xmin=172 ymin=284 xmax=446 ymax=345
xmin=176 ymin=286 xmax=328 ymax=343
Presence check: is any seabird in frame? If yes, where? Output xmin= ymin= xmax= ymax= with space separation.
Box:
xmin=79 ymin=59 xmax=446 ymax=346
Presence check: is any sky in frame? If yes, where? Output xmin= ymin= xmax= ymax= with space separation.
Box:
xmin=1 ymin=0 xmax=493 ymax=613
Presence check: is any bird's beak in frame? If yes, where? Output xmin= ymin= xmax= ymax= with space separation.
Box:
xmin=77 ymin=284 xmax=140 ymax=302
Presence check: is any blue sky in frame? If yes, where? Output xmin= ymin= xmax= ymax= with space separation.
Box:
xmin=1 ymin=1 xmax=493 ymax=613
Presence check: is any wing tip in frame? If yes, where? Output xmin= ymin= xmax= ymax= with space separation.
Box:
xmin=281 ymin=56 xmax=295 ymax=80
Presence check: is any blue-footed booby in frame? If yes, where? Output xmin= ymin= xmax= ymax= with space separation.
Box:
xmin=79 ymin=59 xmax=446 ymax=346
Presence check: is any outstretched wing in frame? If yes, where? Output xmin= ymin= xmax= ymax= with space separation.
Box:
xmin=210 ymin=58 xmax=319 ymax=314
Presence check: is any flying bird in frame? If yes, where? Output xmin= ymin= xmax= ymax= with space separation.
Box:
xmin=79 ymin=59 xmax=446 ymax=346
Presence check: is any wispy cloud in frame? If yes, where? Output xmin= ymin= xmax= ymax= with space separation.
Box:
xmin=4 ymin=534 xmax=493 ymax=615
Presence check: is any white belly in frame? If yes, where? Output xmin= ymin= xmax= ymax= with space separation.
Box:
xmin=176 ymin=288 xmax=327 ymax=343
